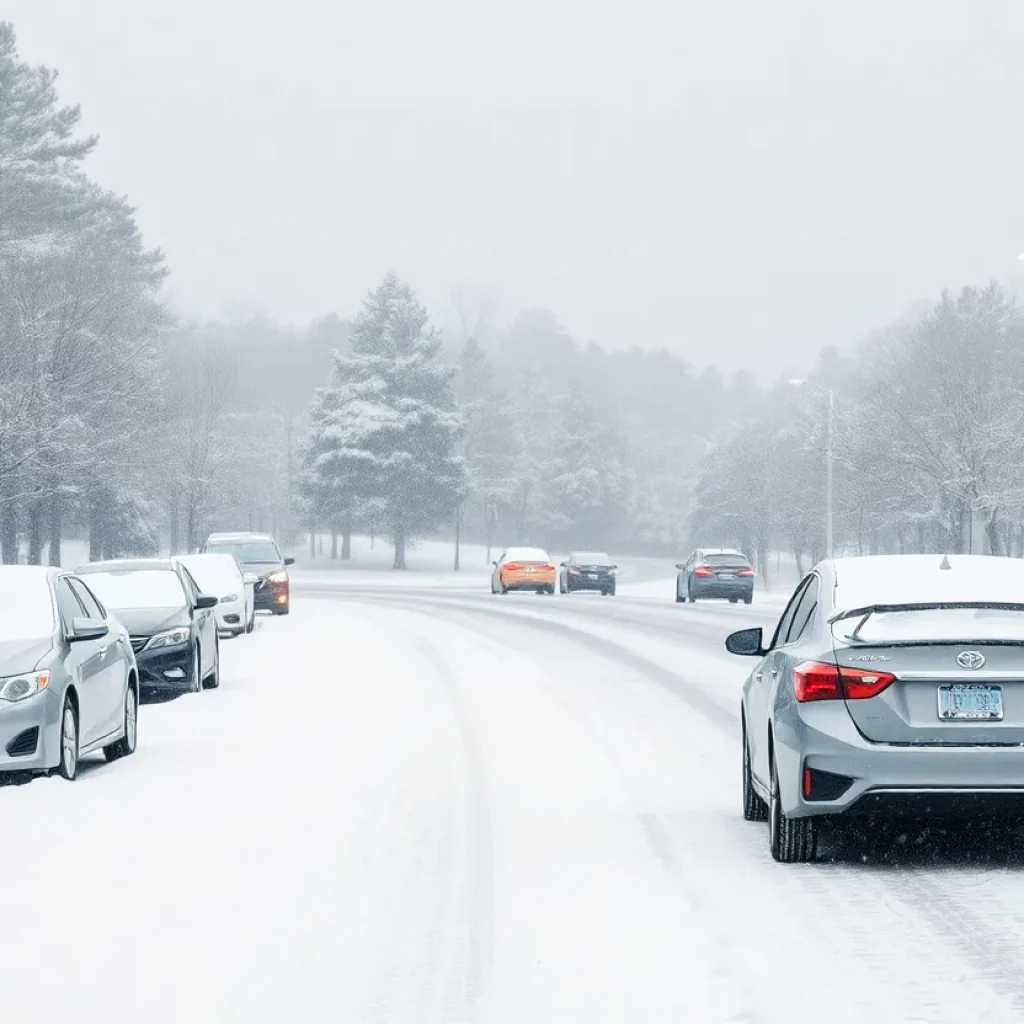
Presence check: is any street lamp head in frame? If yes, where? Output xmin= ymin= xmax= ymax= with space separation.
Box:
xmin=788 ymin=378 xmax=805 ymax=386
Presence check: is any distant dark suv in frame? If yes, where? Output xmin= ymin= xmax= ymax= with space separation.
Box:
xmin=201 ymin=532 xmax=295 ymax=615
xmin=560 ymin=552 xmax=617 ymax=595
xmin=676 ymin=548 xmax=754 ymax=604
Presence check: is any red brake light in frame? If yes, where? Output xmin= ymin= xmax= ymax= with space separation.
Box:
xmin=504 ymin=562 xmax=523 ymax=571
xmin=737 ymin=567 xmax=755 ymax=576
xmin=694 ymin=564 xmax=714 ymax=576
xmin=793 ymin=661 xmax=897 ymax=702
xmin=539 ymin=564 xmax=555 ymax=572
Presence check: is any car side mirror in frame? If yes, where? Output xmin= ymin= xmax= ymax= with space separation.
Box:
xmin=725 ymin=627 xmax=766 ymax=657
xmin=492 ymin=560 xmax=498 ymax=567
xmin=675 ymin=564 xmax=685 ymax=570
xmin=284 ymin=557 xmax=295 ymax=566
xmin=559 ymin=561 xmax=567 ymax=568
xmin=195 ymin=595 xmax=219 ymax=610
xmin=69 ymin=618 xmax=108 ymax=643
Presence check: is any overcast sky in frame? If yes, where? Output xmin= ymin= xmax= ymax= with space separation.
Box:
xmin=6 ymin=0 xmax=1024 ymax=371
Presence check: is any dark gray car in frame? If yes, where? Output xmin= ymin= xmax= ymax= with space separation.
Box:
xmin=0 ymin=565 xmax=138 ymax=781
xmin=728 ymin=554 xmax=1024 ymax=863
xmin=76 ymin=559 xmax=219 ymax=699
xmin=676 ymin=548 xmax=755 ymax=604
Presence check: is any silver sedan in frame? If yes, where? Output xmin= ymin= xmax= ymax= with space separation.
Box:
xmin=0 ymin=566 xmax=138 ymax=781
xmin=727 ymin=554 xmax=1024 ymax=862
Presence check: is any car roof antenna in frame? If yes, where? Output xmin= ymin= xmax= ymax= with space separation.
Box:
xmin=938 ymin=553 xmax=952 ymax=571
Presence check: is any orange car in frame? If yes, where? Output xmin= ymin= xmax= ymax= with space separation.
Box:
xmin=491 ymin=546 xmax=557 ymax=594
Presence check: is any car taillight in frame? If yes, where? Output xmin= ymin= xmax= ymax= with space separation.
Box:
xmin=793 ymin=661 xmax=897 ymax=702
xmin=694 ymin=564 xmax=714 ymax=576
xmin=737 ymin=568 xmax=755 ymax=576
xmin=568 ymin=567 xmax=580 ymax=575
xmin=504 ymin=562 xmax=523 ymax=571
xmin=539 ymin=564 xmax=555 ymax=572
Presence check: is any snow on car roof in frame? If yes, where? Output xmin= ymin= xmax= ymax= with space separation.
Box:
xmin=831 ymin=555 xmax=1024 ymax=613
xmin=504 ymin=546 xmax=550 ymax=561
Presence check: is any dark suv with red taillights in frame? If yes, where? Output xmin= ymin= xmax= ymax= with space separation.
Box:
xmin=201 ymin=532 xmax=295 ymax=616
xmin=676 ymin=548 xmax=754 ymax=604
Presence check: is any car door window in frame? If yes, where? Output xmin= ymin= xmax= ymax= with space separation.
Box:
xmin=770 ymin=577 xmax=812 ymax=649
xmin=784 ymin=576 xmax=820 ymax=645
xmin=55 ymin=578 xmax=87 ymax=632
xmin=68 ymin=579 xmax=104 ymax=621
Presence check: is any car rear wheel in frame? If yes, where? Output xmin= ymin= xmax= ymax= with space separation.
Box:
xmin=742 ymin=723 xmax=767 ymax=821
xmin=104 ymin=684 xmax=138 ymax=762
xmin=744 ymin=595 xmax=753 ymax=605
xmin=56 ymin=697 xmax=79 ymax=781
xmin=687 ymin=580 xmax=697 ymax=603
xmin=768 ymin=748 xmax=817 ymax=863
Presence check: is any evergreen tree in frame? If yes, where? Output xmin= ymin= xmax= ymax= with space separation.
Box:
xmin=302 ymin=275 xmax=464 ymax=569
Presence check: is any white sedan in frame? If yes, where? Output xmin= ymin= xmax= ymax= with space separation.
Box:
xmin=175 ymin=553 xmax=255 ymax=637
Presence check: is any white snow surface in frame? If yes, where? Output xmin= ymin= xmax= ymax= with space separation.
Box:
xmin=3 ymin=573 xmax=1024 ymax=1020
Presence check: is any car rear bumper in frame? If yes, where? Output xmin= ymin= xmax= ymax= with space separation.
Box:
xmin=565 ymin=574 xmax=614 ymax=591
xmin=691 ymin=579 xmax=753 ymax=597
xmin=0 ymin=689 xmax=61 ymax=772
xmin=502 ymin=573 xmax=555 ymax=590
xmin=777 ymin=701 xmax=1024 ymax=818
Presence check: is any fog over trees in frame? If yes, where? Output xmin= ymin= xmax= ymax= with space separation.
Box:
xmin=2 ymin=21 xmax=1022 ymax=568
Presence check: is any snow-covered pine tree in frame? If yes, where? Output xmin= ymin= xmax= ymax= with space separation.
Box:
xmin=304 ymin=275 xmax=464 ymax=569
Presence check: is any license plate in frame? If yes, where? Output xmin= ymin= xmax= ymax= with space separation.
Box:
xmin=937 ymin=684 xmax=1003 ymax=721
xmin=588 ymin=573 xmax=598 ymax=579
xmin=718 ymin=573 xmax=735 ymax=580
xmin=523 ymin=567 xmax=537 ymax=573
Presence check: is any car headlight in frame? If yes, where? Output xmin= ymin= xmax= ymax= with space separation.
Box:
xmin=146 ymin=627 xmax=191 ymax=650
xmin=220 ymin=593 xmax=239 ymax=603
xmin=0 ymin=671 xmax=49 ymax=702
xmin=268 ymin=570 xmax=288 ymax=583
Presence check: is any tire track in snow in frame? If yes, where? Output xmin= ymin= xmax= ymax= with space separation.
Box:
xmin=336 ymin=605 xmax=494 ymax=1024
xmin=328 ymin=589 xmax=1024 ymax=1023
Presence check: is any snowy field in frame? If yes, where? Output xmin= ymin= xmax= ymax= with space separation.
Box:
xmin=2 ymin=568 xmax=1024 ymax=1021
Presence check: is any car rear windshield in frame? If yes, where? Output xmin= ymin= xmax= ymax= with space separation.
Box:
xmin=505 ymin=548 xmax=549 ymax=562
xmin=574 ymin=552 xmax=611 ymax=564
xmin=82 ymin=570 xmax=187 ymax=610
xmin=206 ymin=540 xmax=281 ymax=564
xmin=703 ymin=553 xmax=749 ymax=566
xmin=833 ymin=605 xmax=1024 ymax=644
xmin=0 ymin=580 xmax=55 ymax=640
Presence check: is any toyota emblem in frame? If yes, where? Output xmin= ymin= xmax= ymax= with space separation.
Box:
xmin=956 ymin=651 xmax=986 ymax=670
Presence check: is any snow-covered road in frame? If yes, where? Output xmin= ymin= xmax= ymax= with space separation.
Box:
xmin=5 ymin=581 xmax=1024 ymax=1022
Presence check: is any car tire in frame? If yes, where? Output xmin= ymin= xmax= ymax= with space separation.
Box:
xmin=675 ymin=583 xmax=684 ymax=603
xmin=274 ymin=605 xmax=290 ymax=616
xmin=769 ymin=747 xmax=817 ymax=863
xmin=56 ymin=695 xmax=79 ymax=781
xmin=604 ymin=587 xmax=614 ymax=596
xmin=203 ymin=635 xmax=221 ymax=690
xmin=688 ymin=580 xmax=696 ymax=603
xmin=742 ymin=722 xmax=768 ymax=822
xmin=190 ymin=645 xmax=203 ymax=694
xmin=744 ymin=595 xmax=753 ymax=605
xmin=104 ymin=684 xmax=138 ymax=762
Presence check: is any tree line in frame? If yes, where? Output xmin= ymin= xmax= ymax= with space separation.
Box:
xmin=690 ymin=283 xmax=1024 ymax=581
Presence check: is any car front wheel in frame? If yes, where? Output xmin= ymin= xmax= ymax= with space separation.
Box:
xmin=742 ymin=722 xmax=768 ymax=821
xmin=203 ymin=635 xmax=221 ymax=690
xmin=768 ymin=748 xmax=817 ymax=863
xmin=56 ymin=697 xmax=79 ymax=780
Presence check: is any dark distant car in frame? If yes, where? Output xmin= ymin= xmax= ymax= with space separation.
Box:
xmin=0 ymin=566 xmax=138 ymax=781
xmin=676 ymin=548 xmax=755 ymax=604
xmin=201 ymin=532 xmax=295 ymax=615
xmin=76 ymin=559 xmax=220 ymax=698
xmin=560 ymin=552 xmax=618 ymax=595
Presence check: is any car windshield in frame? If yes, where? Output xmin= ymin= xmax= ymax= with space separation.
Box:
xmin=832 ymin=605 xmax=1024 ymax=644
xmin=574 ymin=552 xmax=611 ymax=564
xmin=81 ymin=570 xmax=186 ymax=610
xmin=206 ymin=540 xmax=281 ymax=564
xmin=177 ymin=557 xmax=238 ymax=594
xmin=703 ymin=553 xmax=748 ymax=566
xmin=0 ymin=577 xmax=55 ymax=640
